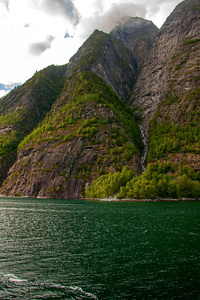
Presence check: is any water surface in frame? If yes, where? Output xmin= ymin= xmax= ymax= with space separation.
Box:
xmin=0 ymin=197 xmax=199 ymax=299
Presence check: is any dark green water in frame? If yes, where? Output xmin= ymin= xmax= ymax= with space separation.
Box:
xmin=0 ymin=198 xmax=199 ymax=299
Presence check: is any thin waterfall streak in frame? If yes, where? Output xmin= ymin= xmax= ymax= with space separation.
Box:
xmin=139 ymin=125 xmax=148 ymax=173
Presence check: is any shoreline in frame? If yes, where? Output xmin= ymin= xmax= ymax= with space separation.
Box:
xmin=0 ymin=194 xmax=200 ymax=202
xmin=85 ymin=197 xmax=200 ymax=202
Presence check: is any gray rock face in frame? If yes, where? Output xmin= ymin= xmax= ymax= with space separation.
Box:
xmin=66 ymin=18 xmax=158 ymax=103
xmin=110 ymin=17 xmax=158 ymax=66
xmin=66 ymin=17 xmax=158 ymax=102
xmin=129 ymin=0 xmax=200 ymax=133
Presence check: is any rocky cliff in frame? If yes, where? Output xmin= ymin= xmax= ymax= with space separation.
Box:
xmin=128 ymin=0 xmax=200 ymax=178
xmin=66 ymin=20 xmax=158 ymax=101
xmin=110 ymin=17 xmax=158 ymax=66
xmin=129 ymin=0 xmax=200 ymax=133
xmin=65 ymin=29 xmax=137 ymax=101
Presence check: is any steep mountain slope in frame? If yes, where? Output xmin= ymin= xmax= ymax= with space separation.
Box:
xmin=0 ymin=65 xmax=65 ymax=184
xmin=65 ymin=20 xmax=158 ymax=101
xmin=84 ymin=0 xmax=200 ymax=200
xmin=129 ymin=0 xmax=200 ymax=171
xmin=129 ymin=0 xmax=200 ymax=133
xmin=1 ymin=71 xmax=142 ymax=198
xmin=110 ymin=17 xmax=158 ymax=66
xmin=65 ymin=29 xmax=137 ymax=101
xmin=114 ymin=0 xmax=200 ymax=199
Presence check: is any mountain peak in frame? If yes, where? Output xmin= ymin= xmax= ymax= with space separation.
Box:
xmin=110 ymin=17 xmax=158 ymax=65
xmin=112 ymin=16 xmax=156 ymax=30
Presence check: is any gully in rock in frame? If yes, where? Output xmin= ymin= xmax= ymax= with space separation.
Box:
xmin=139 ymin=125 xmax=148 ymax=173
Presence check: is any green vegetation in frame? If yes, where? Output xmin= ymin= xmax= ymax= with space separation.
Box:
xmin=86 ymin=161 xmax=200 ymax=199
xmin=121 ymin=84 xmax=198 ymax=200
xmin=63 ymin=133 xmax=76 ymax=142
xmin=117 ymin=162 xmax=200 ymax=199
xmin=77 ymin=31 xmax=109 ymax=69
xmin=147 ymin=122 xmax=200 ymax=161
xmin=183 ymin=38 xmax=200 ymax=46
xmin=19 ymin=71 xmax=143 ymax=156
xmin=0 ymin=64 xmax=65 ymax=183
xmin=78 ymin=126 xmax=98 ymax=139
xmin=148 ymin=89 xmax=200 ymax=161
xmin=0 ymin=131 xmax=18 ymax=157
xmin=85 ymin=166 xmax=134 ymax=198
xmin=18 ymin=122 xmax=55 ymax=149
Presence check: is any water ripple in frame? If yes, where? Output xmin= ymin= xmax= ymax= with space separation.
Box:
xmin=0 ymin=198 xmax=199 ymax=299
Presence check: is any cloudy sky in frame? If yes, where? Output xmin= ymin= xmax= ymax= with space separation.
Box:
xmin=0 ymin=0 xmax=182 ymax=96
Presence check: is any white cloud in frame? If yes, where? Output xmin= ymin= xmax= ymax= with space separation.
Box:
xmin=0 ymin=0 xmax=9 ymax=11
xmin=77 ymin=2 xmax=146 ymax=40
xmin=145 ymin=0 xmax=182 ymax=28
xmin=0 ymin=90 xmax=7 ymax=97
xmin=33 ymin=0 xmax=80 ymax=26
xmin=0 ymin=0 xmax=182 ymax=86
xmin=29 ymin=35 xmax=55 ymax=56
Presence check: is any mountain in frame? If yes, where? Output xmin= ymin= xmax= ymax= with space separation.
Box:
xmin=121 ymin=0 xmax=200 ymax=199
xmin=1 ymin=70 xmax=143 ymax=198
xmin=129 ymin=0 xmax=200 ymax=133
xmin=0 ymin=0 xmax=200 ymax=199
xmin=129 ymin=0 xmax=200 ymax=162
xmin=0 ymin=65 xmax=65 ymax=185
xmin=0 ymin=22 xmax=153 ymax=198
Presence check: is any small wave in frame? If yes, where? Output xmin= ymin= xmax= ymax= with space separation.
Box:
xmin=69 ymin=286 xmax=98 ymax=299
xmin=189 ymin=232 xmax=198 ymax=236
xmin=3 ymin=273 xmax=28 ymax=283
xmin=1 ymin=277 xmax=98 ymax=299
xmin=32 ymin=281 xmax=98 ymax=299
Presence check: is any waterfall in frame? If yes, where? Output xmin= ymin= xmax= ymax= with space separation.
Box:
xmin=139 ymin=125 xmax=148 ymax=173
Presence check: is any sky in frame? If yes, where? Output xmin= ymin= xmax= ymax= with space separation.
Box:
xmin=0 ymin=0 xmax=182 ymax=97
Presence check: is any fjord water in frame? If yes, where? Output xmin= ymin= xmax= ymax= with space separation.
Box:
xmin=0 ymin=198 xmax=199 ymax=299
